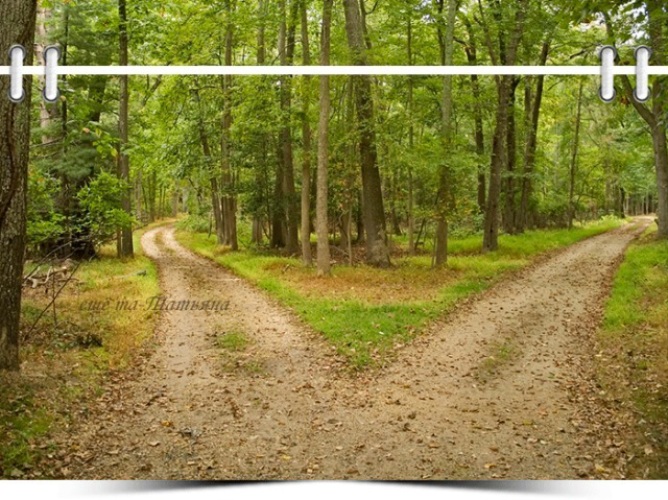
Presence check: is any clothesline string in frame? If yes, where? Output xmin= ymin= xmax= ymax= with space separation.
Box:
xmin=1 ymin=65 xmax=668 ymax=76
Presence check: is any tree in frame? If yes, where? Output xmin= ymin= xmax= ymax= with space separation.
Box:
xmin=300 ymin=0 xmax=313 ymax=266
xmin=117 ymin=0 xmax=134 ymax=258
xmin=220 ymin=0 xmax=238 ymax=250
xmin=606 ymin=1 xmax=668 ymax=238
xmin=317 ymin=0 xmax=334 ymax=276
xmin=433 ymin=0 xmax=458 ymax=268
xmin=480 ymin=0 xmax=528 ymax=252
xmin=279 ymin=0 xmax=300 ymax=255
xmin=0 ymin=0 xmax=37 ymax=370
xmin=342 ymin=0 xmax=391 ymax=267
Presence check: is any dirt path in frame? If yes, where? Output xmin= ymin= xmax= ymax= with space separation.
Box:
xmin=68 ymin=219 xmax=651 ymax=480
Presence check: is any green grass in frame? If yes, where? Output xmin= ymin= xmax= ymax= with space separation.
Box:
xmin=176 ymin=217 xmax=622 ymax=370
xmin=1 ymin=225 xmax=162 ymax=478
xmin=600 ymin=226 xmax=668 ymax=478
xmin=216 ymin=330 xmax=249 ymax=352
xmin=476 ymin=337 xmax=520 ymax=383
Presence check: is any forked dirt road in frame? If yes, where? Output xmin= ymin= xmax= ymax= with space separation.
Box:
xmin=68 ymin=218 xmax=652 ymax=479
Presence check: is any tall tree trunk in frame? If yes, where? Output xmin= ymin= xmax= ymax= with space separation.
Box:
xmin=279 ymin=0 xmax=300 ymax=255
xmin=300 ymin=0 xmax=313 ymax=265
xmin=0 ymin=0 xmax=37 ymax=371
xmin=221 ymin=0 xmax=238 ymax=250
xmin=406 ymin=15 xmax=416 ymax=255
xmin=502 ymin=78 xmax=519 ymax=234
xmin=463 ymin=16 xmax=486 ymax=214
xmin=316 ymin=0 xmax=334 ymax=276
xmin=568 ymin=77 xmax=585 ymax=229
xmin=651 ymin=130 xmax=668 ymax=236
xmin=483 ymin=79 xmax=510 ymax=252
xmin=252 ymin=0 xmax=267 ymax=245
xmin=482 ymin=1 xmax=527 ymax=252
xmin=433 ymin=0 xmax=458 ymax=268
xmin=193 ymin=88 xmax=224 ymax=244
xmin=519 ymin=40 xmax=549 ymax=232
xmin=342 ymin=0 xmax=390 ymax=267
xmin=117 ymin=0 xmax=134 ymax=258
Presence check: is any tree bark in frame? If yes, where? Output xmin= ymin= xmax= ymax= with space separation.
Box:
xmin=519 ymin=40 xmax=549 ymax=232
xmin=0 ymin=0 xmax=37 ymax=370
xmin=316 ymin=0 xmax=334 ymax=276
xmin=279 ymin=0 xmax=300 ymax=255
xmin=300 ymin=0 xmax=313 ymax=265
xmin=568 ymin=77 xmax=585 ymax=229
xmin=118 ymin=0 xmax=134 ymax=258
xmin=342 ymin=0 xmax=390 ymax=267
xmin=221 ymin=0 xmax=238 ymax=250
xmin=482 ymin=0 xmax=527 ymax=252
xmin=406 ymin=15 xmax=416 ymax=255
xmin=502 ymin=78 xmax=519 ymax=234
xmin=433 ymin=0 xmax=458 ymax=268
xmin=252 ymin=0 xmax=267 ymax=245
xmin=462 ymin=16 xmax=486 ymax=214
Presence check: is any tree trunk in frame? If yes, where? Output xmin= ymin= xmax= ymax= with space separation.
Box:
xmin=193 ymin=88 xmax=224 ymax=244
xmin=568 ymin=77 xmax=585 ymax=229
xmin=519 ymin=41 xmax=549 ymax=232
xmin=502 ymin=78 xmax=519 ymax=234
xmin=221 ymin=0 xmax=238 ymax=250
xmin=482 ymin=1 xmax=527 ymax=252
xmin=252 ymin=0 xmax=267 ymax=246
xmin=117 ymin=0 xmax=133 ymax=258
xmin=483 ymin=78 xmax=510 ymax=252
xmin=300 ymin=0 xmax=313 ymax=265
xmin=463 ymin=16 xmax=486 ymax=214
xmin=651 ymin=128 xmax=668 ymax=236
xmin=0 ymin=0 xmax=37 ymax=371
xmin=342 ymin=0 xmax=390 ymax=267
xmin=316 ymin=0 xmax=334 ymax=276
xmin=279 ymin=0 xmax=299 ymax=255
xmin=433 ymin=0 xmax=457 ymax=268
xmin=407 ymin=15 xmax=416 ymax=255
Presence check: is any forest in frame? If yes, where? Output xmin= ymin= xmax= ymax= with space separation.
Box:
xmin=0 ymin=0 xmax=667 ymax=482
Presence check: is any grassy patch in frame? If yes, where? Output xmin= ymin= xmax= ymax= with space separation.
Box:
xmin=599 ymin=226 xmax=668 ymax=478
xmin=1 ymin=226 xmax=162 ymax=478
xmin=214 ymin=329 xmax=265 ymax=377
xmin=216 ymin=330 xmax=249 ymax=352
xmin=476 ymin=338 xmax=520 ymax=383
xmin=176 ymin=218 xmax=622 ymax=370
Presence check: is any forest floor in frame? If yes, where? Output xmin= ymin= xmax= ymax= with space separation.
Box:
xmin=48 ymin=216 xmax=655 ymax=480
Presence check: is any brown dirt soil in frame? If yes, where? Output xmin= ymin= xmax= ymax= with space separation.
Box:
xmin=62 ymin=218 xmax=652 ymax=479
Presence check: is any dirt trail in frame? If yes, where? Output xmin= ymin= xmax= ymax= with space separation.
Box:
xmin=68 ymin=218 xmax=651 ymax=480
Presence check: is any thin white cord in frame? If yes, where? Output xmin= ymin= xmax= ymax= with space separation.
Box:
xmin=634 ymin=46 xmax=651 ymax=102
xmin=3 ymin=65 xmax=668 ymax=76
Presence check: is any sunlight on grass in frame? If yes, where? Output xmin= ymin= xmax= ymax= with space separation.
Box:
xmin=176 ymin=217 xmax=622 ymax=369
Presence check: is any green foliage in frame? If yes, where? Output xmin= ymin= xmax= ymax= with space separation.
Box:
xmin=76 ymin=172 xmax=135 ymax=245
xmin=27 ymin=169 xmax=65 ymax=250
xmin=176 ymin=213 xmax=211 ymax=233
